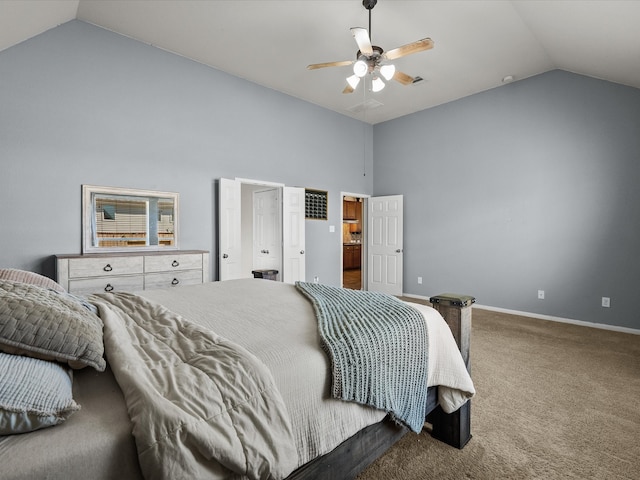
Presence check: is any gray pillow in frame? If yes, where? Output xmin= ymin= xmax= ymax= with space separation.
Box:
xmin=0 ymin=280 xmax=106 ymax=371
xmin=0 ymin=352 xmax=80 ymax=434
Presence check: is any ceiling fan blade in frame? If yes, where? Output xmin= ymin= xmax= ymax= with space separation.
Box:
xmin=351 ymin=27 xmax=373 ymax=56
xmin=342 ymin=84 xmax=355 ymax=94
xmin=384 ymin=38 xmax=434 ymax=61
xmin=307 ymin=60 xmax=354 ymax=70
xmin=393 ymin=70 xmax=415 ymax=85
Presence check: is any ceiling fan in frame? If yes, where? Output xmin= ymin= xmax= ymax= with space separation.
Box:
xmin=307 ymin=0 xmax=434 ymax=94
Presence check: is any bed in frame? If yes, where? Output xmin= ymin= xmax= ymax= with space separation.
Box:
xmin=0 ymin=271 xmax=474 ymax=480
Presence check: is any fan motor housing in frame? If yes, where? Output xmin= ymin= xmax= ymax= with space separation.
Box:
xmin=356 ymin=45 xmax=384 ymax=60
xmin=363 ymin=0 xmax=377 ymax=10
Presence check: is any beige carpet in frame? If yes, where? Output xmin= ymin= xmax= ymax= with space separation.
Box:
xmin=357 ymin=307 xmax=640 ymax=480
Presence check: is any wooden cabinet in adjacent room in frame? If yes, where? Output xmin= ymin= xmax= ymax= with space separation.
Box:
xmin=343 ymin=200 xmax=357 ymax=220
xmin=343 ymin=244 xmax=362 ymax=270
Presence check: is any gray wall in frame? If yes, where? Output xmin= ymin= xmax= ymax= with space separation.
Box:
xmin=373 ymin=70 xmax=640 ymax=329
xmin=2 ymin=22 xmax=638 ymax=329
xmin=0 ymin=20 xmax=373 ymax=286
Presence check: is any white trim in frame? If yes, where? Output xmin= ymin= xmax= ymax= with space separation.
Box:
xmin=340 ymin=191 xmax=369 ymax=291
xmin=235 ymin=177 xmax=285 ymax=187
xmin=401 ymin=293 xmax=640 ymax=336
xmin=402 ymin=293 xmax=431 ymax=302
xmin=342 ymin=192 xmax=371 ymax=199
xmin=474 ymin=304 xmax=640 ymax=335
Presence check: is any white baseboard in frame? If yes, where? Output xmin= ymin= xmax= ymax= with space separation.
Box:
xmin=401 ymin=293 xmax=640 ymax=336
xmin=402 ymin=293 xmax=431 ymax=302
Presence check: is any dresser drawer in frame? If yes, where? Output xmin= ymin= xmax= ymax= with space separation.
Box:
xmin=68 ymin=256 xmax=144 ymax=279
xmin=144 ymin=270 xmax=204 ymax=290
xmin=68 ymin=275 xmax=145 ymax=296
xmin=144 ymin=253 xmax=203 ymax=273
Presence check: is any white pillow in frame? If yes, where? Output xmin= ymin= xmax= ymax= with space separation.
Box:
xmin=0 ymin=352 xmax=80 ymax=434
xmin=0 ymin=269 xmax=64 ymax=292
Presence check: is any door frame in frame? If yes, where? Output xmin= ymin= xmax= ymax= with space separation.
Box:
xmin=252 ymin=187 xmax=282 ymax=279
xmin=218 ymin=177 xmax=305 ymax=283
xmin=219 ymin=177 xmax=284 ymax=281
xmin=236 ymin=177 xmax=284 ymax=189
xmin=340 ymin=191 xmax=370 ymax=290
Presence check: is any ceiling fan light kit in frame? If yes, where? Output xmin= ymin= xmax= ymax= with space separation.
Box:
xmin=307 ymin=0 xmax=434 ymax=95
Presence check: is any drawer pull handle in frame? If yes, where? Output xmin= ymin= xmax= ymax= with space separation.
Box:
xmin=105 ymin=283 xmax=114 ymax=292
xmin=171 ymin=260 xmax=179 ymax=267
xmin=171 ymin=278 xmax=179 ymax=285
xmin=103 ymin=264 xmax=113 ymax=272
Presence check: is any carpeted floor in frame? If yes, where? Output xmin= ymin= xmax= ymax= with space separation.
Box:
xmin=357 ymin=307 xmax=640 ymax=479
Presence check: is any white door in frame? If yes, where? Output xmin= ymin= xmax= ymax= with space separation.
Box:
xmin=253 ymin=189 xmax=281 ymax=274
xmin=218 ymin=178 xmax=242 ymax=280
xmin=282 ymin=187 xmax=306 ymax=284
xmin=368 ymin=195 xmax=403 ymax=296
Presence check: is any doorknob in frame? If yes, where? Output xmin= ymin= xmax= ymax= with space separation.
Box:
xmin=300 ymin=250 xmax=305 ymax=254
xmin=396 ymin=249 xmax=403 ymax=253
xmin=222 ymin=253 xmax=229 ymax=259
xmin=261 ymin=249 xmax=270 ymax=254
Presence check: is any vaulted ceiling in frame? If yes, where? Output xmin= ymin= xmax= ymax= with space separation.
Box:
xmin=2 ymin=0 xmax=639 ymax=124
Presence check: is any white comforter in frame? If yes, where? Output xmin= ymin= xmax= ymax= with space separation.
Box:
xmin=94 ymin=279 xmax=475 ymax=479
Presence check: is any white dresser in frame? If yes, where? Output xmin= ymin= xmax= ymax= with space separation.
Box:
xmin=55 ymin=250 xmax=209 ymax=295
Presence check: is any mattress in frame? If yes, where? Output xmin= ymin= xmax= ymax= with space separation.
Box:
xmin=0 ymin=279 xmax=473 ymax=479
xmin=0 ymin=365 xmax=141 ymax=480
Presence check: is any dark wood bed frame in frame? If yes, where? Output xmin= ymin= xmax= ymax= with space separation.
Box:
xmin=287 ymin=294 xmax=474 ymax=480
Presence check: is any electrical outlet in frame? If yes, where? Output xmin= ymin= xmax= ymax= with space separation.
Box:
xmin=313 ymin=276 xmax=319 ymax=284
xmin=418 ymin=276 xmax=422 ymax=285
xmin=538 ymin=290 xmax=545 ymax=299
xmin=602 ymin=297 xmax=610 ymax=308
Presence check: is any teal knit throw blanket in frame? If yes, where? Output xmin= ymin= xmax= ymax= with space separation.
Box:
xmin=295 ymin=282 xmax=429 ymax=433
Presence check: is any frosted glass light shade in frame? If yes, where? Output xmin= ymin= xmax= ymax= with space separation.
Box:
xmin=371 ymin=76 xmax=385 ymax=92
xmin=380 ymin=64 xmax=396 ymax=81
xmin=346 ymin=75 xmax=360 ymax=89
xmin=353 ymin=60 xmax=368 ymax=77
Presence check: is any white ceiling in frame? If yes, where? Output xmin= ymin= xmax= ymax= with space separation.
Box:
xmin=2 ymin=0 xmax=639 ymax=124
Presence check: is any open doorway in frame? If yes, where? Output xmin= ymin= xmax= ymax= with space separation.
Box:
xmin=218 ymin=178 xmax=306 ymax=283
xmin=341 ymin=194 xmax=366 ymax=290
xmin=340 ymin=193 xmax=404 ymax=295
